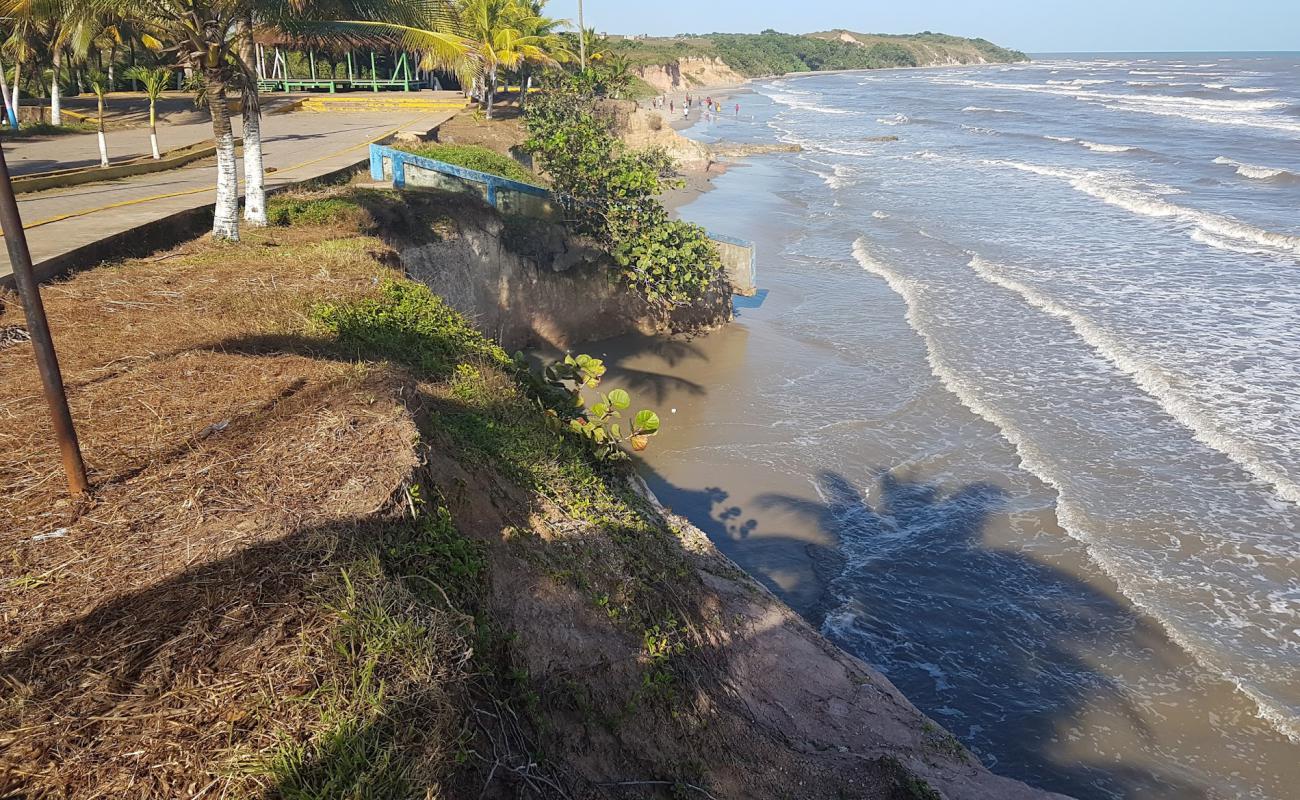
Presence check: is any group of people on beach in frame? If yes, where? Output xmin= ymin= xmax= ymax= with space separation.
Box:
xmin=649 ymin=93 xmax=741 ymax=119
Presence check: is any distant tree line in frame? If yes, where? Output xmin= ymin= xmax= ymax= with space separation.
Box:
xmin=608 ymin=30 xmax=1028 ymax=78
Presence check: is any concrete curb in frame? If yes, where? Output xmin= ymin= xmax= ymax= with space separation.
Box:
xmin=14 ymin=139 xmax=243 ymax=195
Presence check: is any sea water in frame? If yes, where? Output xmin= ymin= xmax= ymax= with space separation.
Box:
xmin=622 ymin=54 xmax=1300 ymax=799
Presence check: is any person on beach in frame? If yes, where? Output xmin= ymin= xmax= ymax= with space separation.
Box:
xmin=683 ymin=105 xmax=689 ymax=119
xmin=735 ymin=102 xmax=740 ymax=116
xmin=670 ymin=100 xmax=674 ymax=112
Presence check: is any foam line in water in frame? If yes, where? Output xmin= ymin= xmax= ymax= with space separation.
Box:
xmin=767 ymin=90 xmax=852 ymax=115
xmin=850 ymin=237 xmax=1300 ymax=744
xmin=966 ymin=254 xmax=1300 ymax=507
xmin=1212 ymin=156 xmax=1299 ymax=181
xmin=982 ymin=158 xmax=1300 ymax=257
xmin=1079 ymin=140 xmax=1140 ymax=153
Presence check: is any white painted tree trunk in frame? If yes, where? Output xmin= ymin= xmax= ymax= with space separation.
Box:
xmin=0 ymin=59 xmax=16 ymax=128
xmin=11 ymin=60 xmax=21 ymax=123
xmin=239 ymin=18 xmax=267 ymax=226
xmin=50 ymin=49 xmax=62 ymax=126
xmin=149 ymin=101 xmax=160 ymax=158
xmin=241 ymin=104 xmax=266 ymax=225
xmin=97 ymin=96 xmax=108 ymax=167
xmin=206 ymin=79 xmax=240 ymax=241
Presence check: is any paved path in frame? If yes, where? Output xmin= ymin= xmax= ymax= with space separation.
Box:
xmin=2 ymin=108 xmax=456 ymax=280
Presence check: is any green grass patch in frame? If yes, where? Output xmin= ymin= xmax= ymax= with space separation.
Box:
xmin=312 ymin=279 xmax=510 ymax=380
xmin=625 ymin=76 xmax=660 ymax=100
xmin=393 ymin=142 xmax=538 ymax=185
xmin=267 ymin=195 xmax=367 ymax=227
xmin=250 ymin=499 xmax=482 ymax=799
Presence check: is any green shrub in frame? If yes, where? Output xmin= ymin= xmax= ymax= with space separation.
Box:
xmin=393 ymin=142 xmax=538 ymax=185
xmin=524 ymin=80 xmax=723 ymax=306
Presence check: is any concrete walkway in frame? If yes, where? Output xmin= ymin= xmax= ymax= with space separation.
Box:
xmin=2 ymin=108 xmax=457 ymax=281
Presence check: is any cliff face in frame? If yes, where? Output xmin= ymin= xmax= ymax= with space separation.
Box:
xmin=599 ymin=99 xmax=713 ymax=169
xmin=634 ymin=56 xmax=745 ymax=93
xmin=399 ymin=194 xmax=730 ymax=350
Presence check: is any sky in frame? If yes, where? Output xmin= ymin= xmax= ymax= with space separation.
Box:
xmin=543 ymin=0 xmax=1300 ymax=54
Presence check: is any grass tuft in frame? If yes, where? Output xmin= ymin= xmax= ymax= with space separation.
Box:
xmin=312 ymin=280 xmax=511 ymax=380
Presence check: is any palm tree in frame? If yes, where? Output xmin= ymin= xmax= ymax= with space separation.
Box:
xmin=513 ymin=0 xmax=569 ymax=110
xmin=458 ymin=0 xmax=567 ymax=119
xmin=85 ymin=68 xmax=110 ymax=166
xmin=124 ymin=64 xmax=169 ymax=157
xmin=7 ymin=0 xmax=73 ymax=125
xmin=100 ymin=0 xmax=246 ymax=239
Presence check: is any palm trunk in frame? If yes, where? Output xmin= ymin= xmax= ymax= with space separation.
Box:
xmin=520 ymin=73 xmax=531 ymax=111
xmin=96 ymin=95 xmax=108 ymax=167
xmin=149 ymin=99 xmax=160 ymax=159
xmin=239 ymin=16 xmax=267 ymax=226
xmin=11 ymin=58 xmax=21 ymax=124
xmin=205 ymin=73 xmax=240 ymax=241
xmin=485 ymin=67 xmax=497 ymax=119
xmin=50 ymin=48 xmax=62 ymax=126
xmin=0 ymin=59 xmax=17 ymax=129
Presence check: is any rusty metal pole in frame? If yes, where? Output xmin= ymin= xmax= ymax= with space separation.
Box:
xmin=0 ymin=141 xmax=89 ymax=495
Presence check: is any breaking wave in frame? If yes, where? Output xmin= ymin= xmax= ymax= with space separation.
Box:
xmin=982 ymin=158 xmax=1300 ymax=259
xmin=1212 ymin=156 xmax=1300 ymax=181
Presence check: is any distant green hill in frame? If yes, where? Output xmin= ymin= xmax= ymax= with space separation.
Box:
xmin=608 ymin=30 xmax=1028 ymax=79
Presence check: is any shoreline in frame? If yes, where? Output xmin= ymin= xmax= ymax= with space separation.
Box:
xmin=654 ymin=87 xmax=750 ymax=215
xmin=616 ymin=54 xmax=1300 ymax=800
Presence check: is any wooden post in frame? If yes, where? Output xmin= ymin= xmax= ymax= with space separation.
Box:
xmin=309 ymin=50 xmax=316 ymax=81
xmin=0 ymin=143 xmax=89 ymax=496
xmin=370 ymin=51 xmax=378 ymax=92
xmin=346 ymin=51 xmax=354 ymax=83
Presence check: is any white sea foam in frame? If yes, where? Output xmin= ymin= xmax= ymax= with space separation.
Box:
xmin=871 ymin=210 xmax=890 ymax=219
xmin=1190 ymin=229 xmax=1271 ymax=254
xmin=768 ymin=91 xmax=851 ymax=115
xmin=851 ymin=237 xmax=1300 ymax=744
xmin=1229 ymin=86 xmax=1275 ymax=93
xmin=1043 ymin=135 xmax=1077 ymax=142
xmin=982 ymin=158 xmax=1300 ymax=260
xmin=1212 ymin=156 xmax=1298 ymax=180
xmin=962 ymin=106 xmax=1016 ymax=113
xmin=1080 ymin=140 xmax=1140 ymax=153
xmin=967 ymin=254 xmax=1300 ymax=508
xmin=931 ymin=77 xmax=1300 ymax=133
xmin=877 ymin=113 xmax=910 ymax=126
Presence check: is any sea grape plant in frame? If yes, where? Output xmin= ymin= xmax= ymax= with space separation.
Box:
xmin=544 ymin=354 xmax=661 ymax=458
xmin=523 ymin=77 xmax=723 ymax=307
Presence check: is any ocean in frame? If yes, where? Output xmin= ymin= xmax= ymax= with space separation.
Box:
xmin=604 ymin=53 xmax=1300 ymax=799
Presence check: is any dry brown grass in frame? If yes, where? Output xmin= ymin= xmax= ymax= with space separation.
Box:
xmin=0 ymin=212 xmax=425 ymax=797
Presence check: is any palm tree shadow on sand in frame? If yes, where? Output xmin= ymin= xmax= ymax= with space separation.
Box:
xmin=642 ymin=466 xmax=1207 ymax=800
